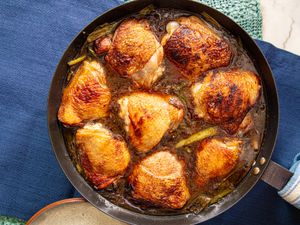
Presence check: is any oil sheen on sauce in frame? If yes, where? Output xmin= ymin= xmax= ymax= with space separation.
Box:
xmin=62 ymin=8 xmax=266 ymax=215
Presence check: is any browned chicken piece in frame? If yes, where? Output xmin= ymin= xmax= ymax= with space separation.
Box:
xmin=104 ymin=18 xmax=164 ymax=88
xmin=76 ymin=123 xmax=130 ymax=189
xmin=118 ymin=92 xmax=184 ymax=153
xmin=58 ymin=60 xmax=111 ymax=126
xmin=162 ymin=16 xmax=232 ymax=80
xmin=195 ymin=137 xmax=242 ymax=188
xmin=94 ymin=34 xmax=112 ymax=56
xmin=129 ymin=150 xmax=190 ymax=209
xmin=191 ymin=69 xmax=261 ymax=134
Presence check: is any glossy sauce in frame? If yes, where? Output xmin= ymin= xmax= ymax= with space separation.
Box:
xmin=62 ymin=8 xmax=266 ymax=215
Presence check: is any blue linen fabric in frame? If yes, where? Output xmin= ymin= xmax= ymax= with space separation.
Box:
xmin=0 ymin=1 xmax=299 ymax=224
xmin=278 ymin=153 xmax=300 ymax=209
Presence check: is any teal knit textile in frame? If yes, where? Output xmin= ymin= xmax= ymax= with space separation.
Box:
xmin=124 ymin=0 xmax=263 ymax=39
xmin=197 ymin=0 xmax=262 ymax=39
xmin=0 ymin=217 xmax=25 ymax=225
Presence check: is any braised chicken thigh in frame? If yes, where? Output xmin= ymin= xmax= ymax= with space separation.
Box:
xmin=162 ymin=16 xmax=232 ymax=80
xmin=195 ymin=137 xmax=241 ymax=188
xmin=129 ymin=150 xmax=190 ymax=209
xmin=118 ymin=92 xmax=184 ymax=153
xmin=76 ymin=123 xmax=130 ymax=189
xmin=58 ymin=60 xmax=111 ymax=126
xmin=191 ymin=69 xmax=261 ymax=134
xmin=103 ymin=18 xmax=164 ymax=88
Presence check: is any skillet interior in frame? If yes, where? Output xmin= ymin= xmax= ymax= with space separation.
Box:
xmin=48 ymin=0 xmax=279 ymax=224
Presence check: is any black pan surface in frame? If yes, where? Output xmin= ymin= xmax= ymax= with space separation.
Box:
xmin=48 ymin=0 xmax=279 ymax=224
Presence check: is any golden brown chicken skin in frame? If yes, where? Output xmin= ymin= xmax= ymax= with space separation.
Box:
xmin=76 ymin=123 xmax=130 ymax=189
xmin=162 ymin=16 xmax=231 ymax=80
xmin=195 ymin=137 xmax=241 ymax=188
xmin=58 ymin=60 xmax=111 ymax=126
xmin=118 ymin=92 xmax=184 ymax=153
xmin=105 ymin=18 xmax=164 ymax=88
xmin=191 ymin=69 xmax=261 ymax=134
xmin=129 ymin=150 xmax=190 ymax=209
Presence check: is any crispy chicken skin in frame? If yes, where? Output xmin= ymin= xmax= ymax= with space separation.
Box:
xmin=129 ymin=150 xmax=190 ymax=209
xmin=118 ymin=92 xmax=184 ymax=153
xmin=105 ymin=18 xmax=164 ymax=88
xmin=76 ymin=123 xmax=130 ymax=189
xmin=191 ymin=69 xmax=261 ymax=134
xmin=58 ymin=60 xmax=111 ymax=126
xmin=195 ymin=137 xmax=241 ymax=188
xmin=162 ymin=16 xmax=231 ymax=80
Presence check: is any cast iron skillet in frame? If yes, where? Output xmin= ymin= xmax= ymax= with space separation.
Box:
xmin=48 ymin=0 xmax=293 ymax=224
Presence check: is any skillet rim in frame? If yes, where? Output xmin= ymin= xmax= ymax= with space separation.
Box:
xmin=47 ymin=0 xmax=279 ymax=224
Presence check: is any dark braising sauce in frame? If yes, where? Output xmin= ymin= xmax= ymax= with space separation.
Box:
xmin=62 ymin=7 xmax=266 ymax=215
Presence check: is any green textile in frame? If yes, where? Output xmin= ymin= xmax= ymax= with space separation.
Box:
xmin=197 ymin=0 xmax=262 ymax=39
xmin=124 ymin=0 xmax=263 ymax=39
xmin=0 ymin=217 xmax=25 ymax=225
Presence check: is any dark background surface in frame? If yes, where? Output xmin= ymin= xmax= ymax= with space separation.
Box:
xmin=0 ymin=0 xmax=299 ymax=224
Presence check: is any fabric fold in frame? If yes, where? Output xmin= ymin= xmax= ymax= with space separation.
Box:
xmin=278 ymin=153 xmax=300 ymax=209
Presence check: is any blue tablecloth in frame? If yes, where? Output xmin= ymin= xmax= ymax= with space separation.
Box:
xmin=0 ymin=1 xmax=299 ymax=224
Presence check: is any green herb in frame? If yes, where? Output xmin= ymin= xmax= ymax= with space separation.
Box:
xmin=87 ymin=22 xmax=118 ymax=43
xmin=201 ymin=12 xmax=221 ymax=29
xmin=88 ymin=46 xmax=98 ymax=58
xmin=76 ymin=163 xmax=83 ymax=173
xmin=209 ymin=188 xmax=233 ymax=204
xmin=175 ymin=127 xmax=218 ymax=148
xmin=184 ymin=194 xmax=211 ymax=214
xmin=139 ymin=4 xmax=155 ymax=16
xmin=67 ymin=55 xmax=86 ymax=66
xmin=86 ymin=5 xmax=154 ymax=43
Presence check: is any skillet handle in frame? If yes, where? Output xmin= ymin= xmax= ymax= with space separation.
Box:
xmin=261 ymin=160 xmax=293 ymax=190
xmin=261 ymin=155 xmax=300 ymax=209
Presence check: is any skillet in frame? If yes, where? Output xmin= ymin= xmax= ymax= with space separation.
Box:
xmin=47 ymin=0 xmax=292 ymax=224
